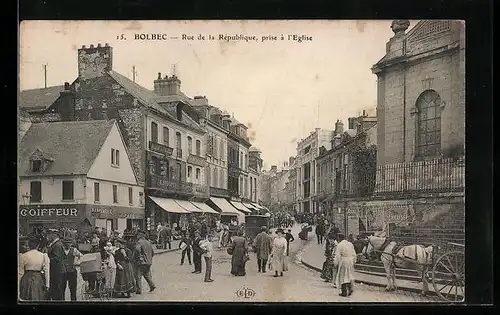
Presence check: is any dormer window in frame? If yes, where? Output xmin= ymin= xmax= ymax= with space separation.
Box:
xmin=176 ymin=104 xmax=183 ymax=121
xmin=32 ymin=159 xmax=42 ymax=172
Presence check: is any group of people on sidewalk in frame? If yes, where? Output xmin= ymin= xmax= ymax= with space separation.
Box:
xmin=19 ymin=228 xmax=157 ymax=301
xmin=320 ymin=223 xmax=358 ymax=297
xmin=178 ymin=230 xmax=215 ymax=283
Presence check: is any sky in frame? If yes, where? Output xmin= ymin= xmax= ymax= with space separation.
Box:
xmin=20 ymin=20 xmax=420 ymax=170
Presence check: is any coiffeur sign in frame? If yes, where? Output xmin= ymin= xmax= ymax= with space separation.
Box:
xmin=19 ymin=205 xmax=84 ymax=217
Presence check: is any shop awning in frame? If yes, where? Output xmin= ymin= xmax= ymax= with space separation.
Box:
xmin=230 ymin=201 xmax=252 ymax=214
xmin=209 ymin=197 xmax=242 ymax=215
xmin=243 ymin=203 xmax=257 ymax=210
xmin=174 ymin=200 xmax=203 ymax=213
xmin=251 ymin=203 xmax=264 ymax=210
xmin=191 ymin=201 xmax=220 ymax=214
xmin=149 ymin=196 xmax=190 ymax=214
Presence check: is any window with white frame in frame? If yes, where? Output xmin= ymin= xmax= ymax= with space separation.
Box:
xmin=187 ymin=165 xmax=193 ymax=179
xmin=62 ymin=180 xmax=74 ymax=201
xmin=111 ymin=149 xmax=120 ymax=166
xmin=30 ymin=181 xmax=42 ymax=202
xmin=113 ymin=185 xmax=118 ymax=204
xmin=94 ymin=182 xmax=100 ymax=203
xmin=196 ymin=140 xmax=201 ymax=156
xmin=196 ymin=168 xmax=201 ymax=181
xmin=151 ymin=121 xmax=158 ymax=143
xmin=187 ymin=136 xmax=193 ymax=154
xmin=163 ymin=127 xmax=170 ymax=146
xmin=128 ymin=187 xmax=133 ymax=205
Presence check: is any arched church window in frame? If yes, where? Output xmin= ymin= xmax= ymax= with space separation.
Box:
xmin=415 ymin=90 xmax=442 ymax=158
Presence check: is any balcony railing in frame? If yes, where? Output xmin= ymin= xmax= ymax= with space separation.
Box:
xmin=176 ymin=149 xmax=183 ymax=158
xmin=332 ymin=157 xmax=465 ymax=198
xmin=149 ymin=141 xmax=173 ymax=156
xmin=147 ymin=174 xmax=209 ymax=197
xmin=188 ymin=154 xmax=206 ymax=167
xmin=209 ymin=186 xmax=231 ymax=198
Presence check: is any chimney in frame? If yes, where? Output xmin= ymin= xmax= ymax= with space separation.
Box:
xmin=153 ymin=72 xmax=169 ymax=96
xmin=271 ymin=165 xmax=277 ymax=173
xmin=78 ymin=43 xmax=113 ymax=80
xmin=166 ymin=75 xmax=181 ymax=95
xmin=59 ymin=82 xmax=75 ymax=121
xmin=334 ymin=119 xmax=344 ymax=136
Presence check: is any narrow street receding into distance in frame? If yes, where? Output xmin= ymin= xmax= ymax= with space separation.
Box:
xmin=85 ymin=225 xmax=436 ymax=303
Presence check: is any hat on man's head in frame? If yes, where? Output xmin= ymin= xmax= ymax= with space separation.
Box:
xmin=62 ymin=237 xmax=74 ymax=244
xmin=115 ymin=238 xmax=126 ymax=244
xmin=276 ymin=228 xmax=284 ymax=234
xmin=137 ymin=229 xmax=146 ymax=235
xmin=260 ymin=226 xmax=267 ymax=231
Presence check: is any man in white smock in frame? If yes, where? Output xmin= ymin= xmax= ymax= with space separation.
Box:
xmin=270 ymin=228 xmax=288 ymax=277
xmin=333 ymin=233 xmax=357 ymax=297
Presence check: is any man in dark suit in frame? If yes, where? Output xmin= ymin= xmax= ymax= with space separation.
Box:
xmin=133 ymin=230 xmax=156 ymax=294
xmin=191 ymin=231 xmax=203 ymax=274
xmin=47 ymin=231 xmax=66 ymax=300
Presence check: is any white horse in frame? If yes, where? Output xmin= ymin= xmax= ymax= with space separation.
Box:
xmin=363 ymin=235 xmax=434 ymax=295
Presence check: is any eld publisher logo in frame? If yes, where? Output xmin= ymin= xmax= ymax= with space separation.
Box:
xmin=236 ymin=287 xmax=256 ymax=299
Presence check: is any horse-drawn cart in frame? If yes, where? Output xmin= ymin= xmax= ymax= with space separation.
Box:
xmin=429 ymin=241 xmax=465 ymax=302
xmin=364 ymin=236 xmax=465 ymax=303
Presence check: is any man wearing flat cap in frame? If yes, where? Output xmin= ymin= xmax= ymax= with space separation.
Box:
xmin=62 ymin=237 xmax=83 ymax=301
xmin=253 ymin=226 xmax=272 ymax=273
xmin=133 ymin=230 xmax=156 ymax=294
xmin=46 ymin=230 xmax=65 ymax=300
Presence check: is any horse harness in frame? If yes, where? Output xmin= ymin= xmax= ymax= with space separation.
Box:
xmin=370 ymin=239 xmax=430 ymax=265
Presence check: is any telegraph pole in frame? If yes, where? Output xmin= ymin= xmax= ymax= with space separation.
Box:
xmin=43 ymin=64 xmax=47 ymax=88
xmin=132 ymin=66 xmax=137 ymax=82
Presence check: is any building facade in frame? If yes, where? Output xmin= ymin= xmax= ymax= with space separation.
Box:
xmin=190 ymin=102 xmax=231 ymax=199
xmin=294 ymin=128 xmax=332 ymax=214
xmin=19 ymin=120 xmax=145 ymax=236
xmin=372 ymin=20 xmax=465 ymax=165
xmin=248 ymin=147 xmax=263 ymax=203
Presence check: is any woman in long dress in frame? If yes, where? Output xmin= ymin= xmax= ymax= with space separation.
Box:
xmin=230 ymin=230 xmax=248 ymax=276
xmin=333 ymin=234 xmax=357 ymax=297
xmin=19 ymin=238 xmax=50 ymax=301
xmin=113 ymin=239 xmax=135 ymax=298
xmin=270 ymin=229 xmax=288 ymax=277
xmin=102 ymin=242 xmax=117 ymax=293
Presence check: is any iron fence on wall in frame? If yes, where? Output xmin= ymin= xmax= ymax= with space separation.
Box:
xmin=339 ymin=157 xmax=465 ymax=197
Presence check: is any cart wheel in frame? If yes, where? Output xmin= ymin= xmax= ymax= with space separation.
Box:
xmin=432 ymin=250 xmax=465 ymax=302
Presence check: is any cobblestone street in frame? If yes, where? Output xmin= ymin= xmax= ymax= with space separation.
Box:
xmin=73 ymin=225 xmax=437 ymax=303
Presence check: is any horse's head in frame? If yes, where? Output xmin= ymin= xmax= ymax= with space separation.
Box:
xmin=363 ymin=235 xmax=386 ymax=261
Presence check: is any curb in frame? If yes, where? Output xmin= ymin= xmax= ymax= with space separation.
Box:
xmin=299 ymin=258 xmax=433 ymax=296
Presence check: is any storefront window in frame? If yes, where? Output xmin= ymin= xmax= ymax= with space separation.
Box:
xmin=128 ymin=187 xmax=133 ymax=205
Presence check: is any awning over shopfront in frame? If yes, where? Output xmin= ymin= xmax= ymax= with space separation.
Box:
xmin=243 ymin=203 xmax=258 ymax=211
xmin=174 ymin=200 xmax=203 ymax=213
xmin=149 ymin=196 xmax=190 ymax=214
xmin=230 ymin=201 xmax=252 ymax=214
xmin=191 ymin=202 xmax=219 ymax=214
xmin=209 ymin=197 xmax=242 ymax=215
